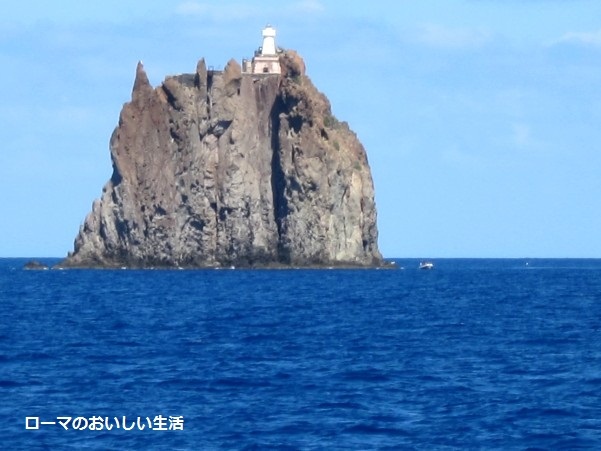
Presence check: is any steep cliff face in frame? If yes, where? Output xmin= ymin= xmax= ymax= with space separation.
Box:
xmin=61 ymin=51 xmax=383 ymax=268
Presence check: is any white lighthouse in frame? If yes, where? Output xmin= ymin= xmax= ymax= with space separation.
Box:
xmin=261 ymin=25 xmax=277 ymax=55
xmin=242 ymin=25 xmax=281 ymax=74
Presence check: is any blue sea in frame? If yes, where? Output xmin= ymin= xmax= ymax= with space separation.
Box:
xmin=1 ymin=258 xmax=601 ymax=450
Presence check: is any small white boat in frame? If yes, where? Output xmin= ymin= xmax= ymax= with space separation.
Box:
xmin=419 ymin=261 xmax=434 ymax=270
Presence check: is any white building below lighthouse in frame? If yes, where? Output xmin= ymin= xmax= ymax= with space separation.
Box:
xmin=242 ymin=25 xmax=282 ymax=74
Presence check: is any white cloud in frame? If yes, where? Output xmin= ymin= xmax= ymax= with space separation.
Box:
xmin=511 ymin=122 xmax=546 ymax=152
xmin=290 ymin=0 xmax=325 ymax=14
xmin=554 ymin=29 xmax=601 ymax=47
xmin=175 ymin=2 xmax=256 ymax=21
xmin=176 ymin=1 xmax=209 ymax=16
xmin=512 ymin=123 xmax=532 ymax=149
xmin=176 ymin=0 xmax=324 ymax=20
xmin=416 ymin=23 xmax=492 ymax=49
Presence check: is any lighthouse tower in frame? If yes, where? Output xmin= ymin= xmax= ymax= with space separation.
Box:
xmin=242 ymin=25 xmax=281 ymax=74
xmin=261 ymin=26 xmax=277 ymax=55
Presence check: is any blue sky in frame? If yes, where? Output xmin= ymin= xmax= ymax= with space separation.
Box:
xmin=2 ymin=0 xmax=601 ymax=258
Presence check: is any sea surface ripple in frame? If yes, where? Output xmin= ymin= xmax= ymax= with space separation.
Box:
xmin=1 ymin=258 xmax=600 ymax=449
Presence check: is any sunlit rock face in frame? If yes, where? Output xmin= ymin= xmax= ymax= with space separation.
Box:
xmin=61 ymin=51 xmax=382 ymax=268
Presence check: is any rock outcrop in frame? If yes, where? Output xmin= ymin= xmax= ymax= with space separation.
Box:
xmin=60 ymin=51 xmax=383 ymax=268
xmin=23 ymin=260 xmax=50 ymax=270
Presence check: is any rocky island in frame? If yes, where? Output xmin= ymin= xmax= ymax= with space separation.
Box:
xmin=60 ymin=27 xmax=383 ymax=268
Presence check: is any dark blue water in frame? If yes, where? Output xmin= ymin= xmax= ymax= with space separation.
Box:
xmin=1 ymin=258 xmax=601 ymax=450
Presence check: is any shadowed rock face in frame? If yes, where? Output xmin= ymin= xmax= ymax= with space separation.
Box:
xmin=61 ymin=51 xmax=383 ymax=268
